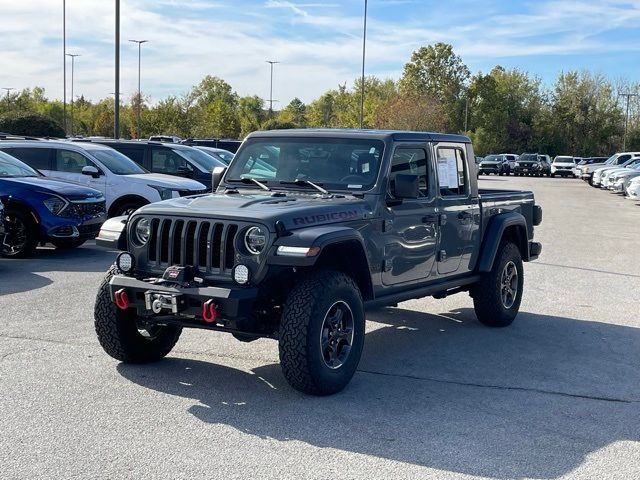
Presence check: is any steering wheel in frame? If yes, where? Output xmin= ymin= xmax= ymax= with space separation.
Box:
xmin=340 ymin=175 xmax=366 ymax=184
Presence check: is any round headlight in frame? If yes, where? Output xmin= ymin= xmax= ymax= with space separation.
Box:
xmin=233 ymin=264 xmax=250 ymax=284
xmin=244 ymin=226 xmax=267 ymax=255
xmin=116 ymin=251 xmax=135 ymax=273
xmin=135 ymin=218 xmax=151 ymax=245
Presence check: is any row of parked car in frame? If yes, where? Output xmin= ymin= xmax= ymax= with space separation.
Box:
xmin=0 ymin=135 xmax=236 ymax=257
xmin=477 ymin=153 xmax=608 ymax=178
xmin=576 ymin=151 xmax=640 ymax=200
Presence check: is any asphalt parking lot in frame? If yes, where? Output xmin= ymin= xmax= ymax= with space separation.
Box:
xmin=1 ymin=176 xmax=639 ymax=480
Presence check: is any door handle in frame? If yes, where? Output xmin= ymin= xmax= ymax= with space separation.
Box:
xmin=423 ymin=214 xmax=447 ymax=225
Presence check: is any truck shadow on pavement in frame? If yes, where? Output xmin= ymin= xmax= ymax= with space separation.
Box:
xmin=0 ymin=244 xmax=115 ymax=295
xmin=117 ymin=307 xmax=640 ymax=479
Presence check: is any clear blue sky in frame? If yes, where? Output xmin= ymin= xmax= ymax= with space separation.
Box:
xmin=1 ymin=0 xmax=639 ymax=105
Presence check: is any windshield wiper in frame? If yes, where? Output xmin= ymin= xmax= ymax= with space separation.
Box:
xmin=280 ymin=179 xmax=329 ymax=195
xmin=226 ymin=177 xmax=271 ymax=191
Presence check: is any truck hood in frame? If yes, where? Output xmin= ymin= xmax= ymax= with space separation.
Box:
xmin=552 ymin=162 xmax=576 ymax=167
xmin=125 ymin=173 xmax=206 ymax=191
xmin=0 ymin=176 xmax=104 ymax=201
xmin=135 ymin=191 xmax=373 ymax=231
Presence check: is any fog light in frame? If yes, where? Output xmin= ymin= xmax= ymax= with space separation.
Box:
xmin=116 ymin=252 xmax=135 ymax=273
xmin=233 ymin=264 xmax=250 ymax=285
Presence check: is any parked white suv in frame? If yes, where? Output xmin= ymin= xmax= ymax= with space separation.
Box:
xmin=0 ymin=141 xmax=207 ymax=217
xmin=551 ymin=156 xmax=578 ymax=177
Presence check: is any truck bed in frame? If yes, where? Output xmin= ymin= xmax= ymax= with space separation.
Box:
xmin=478 ymin=189 xmax=537 ymax=239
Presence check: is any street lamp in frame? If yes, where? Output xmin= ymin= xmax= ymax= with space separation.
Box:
xmin=115 ymin=0 xmax=121 ymax=139
xmin=359 ymin=0 xmax=368 ymax=129
xmin=266 ymin=60 xmax=280 ymax=117
xmin=63 ymin=0 xmax=67 ymax=134
xmin=66 ymin=54 xmax=80 ymax=136
xmin=129 ymin=39 xmax=148 ymax=139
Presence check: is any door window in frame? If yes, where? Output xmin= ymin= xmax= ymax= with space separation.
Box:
xmin=4 ymin=147 xmax=52 ymax=170
xmin=54 ymin=150 xmax=95 ymax=173
xmin=389 ymin=148 xmax=429 ymax=197
xmin=151 ymin=149 xmax=189 ymax=174
xmin=436 ymin=146 xmax=468 ymax=197
xmin=117 ymin=147 xmax=145 ymax=164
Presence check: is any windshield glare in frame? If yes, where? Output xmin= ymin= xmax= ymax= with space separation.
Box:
xmin=225 ymin=138 xmax=385 ymax=191
xmin=483 ymin=155 xmax=499 ymax=162
xmin=554 ymin=156 xmax=574 ymax=163
xmin=91 ymin=149 xmax=147 ymax=175
xmin=177 ymin=147 xmax=225 ymax=171
xmin=0 ymin=151 xmax=40 ymax=177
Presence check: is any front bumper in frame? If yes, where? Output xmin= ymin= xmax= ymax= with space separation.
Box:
xmin=42 ymin=212 xmax=106 ymax=240
xmin=108 ymin=274 xmax=258 ymax=323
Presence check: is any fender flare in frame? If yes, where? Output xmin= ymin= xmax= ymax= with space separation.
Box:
xmin=477 ymin=212 xmax=529 ymax=272
xmin=268 ymin=226 xmax=369 ymax=267
xmin=95 ymin=215 xmax=128 ymax=250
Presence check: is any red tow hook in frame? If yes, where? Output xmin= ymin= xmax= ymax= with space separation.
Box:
xmin=202 ymin=299 xmax=218 ymax=323
xmin=114 ymin=289 xmax=130 ymax=310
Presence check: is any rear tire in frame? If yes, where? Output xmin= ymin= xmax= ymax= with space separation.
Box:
xmin=94 ymin=266 xmax=182 ymax=363
xmin=279 ymin=270 xmax=365 ymax=395
xmin=472 ymin=241 xmax=523 ymax=327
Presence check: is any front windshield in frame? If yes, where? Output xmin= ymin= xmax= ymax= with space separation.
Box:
xmin=0 ymin=151 xmax=40 ymax=177
xmin=519 ymin=154 xmax=538 ymax=162
xmin=91 ymin=148 xmax=147 ymax=175
xmin=604 ymin=154 xmax=618 ymax=165
xmin=483 ymin=155 xmax=499 ymax=162
xmin=554 ymin=156 xmax=574 ymax=163
xmin=621 ymin=157 xmax=640 ymax=167
xmin=177 ymin=147 xmax=225 ymax=171
xmin=225 ymin=138 xmax=385 ymax=191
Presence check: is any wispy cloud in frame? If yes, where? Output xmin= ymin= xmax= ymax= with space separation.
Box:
xmin=0 ymin=0 xmax=638 ymax=105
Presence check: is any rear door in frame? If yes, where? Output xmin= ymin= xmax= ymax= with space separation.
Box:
xmin=381 ymin=144 xmax=438 ymax=286
xmin=434 ymin=142 xmax=479 ymax=276
xmin=150 ymin=147 xmax=192 ymax=178
xmin=2 ymin=147 xmax=54 ymax=174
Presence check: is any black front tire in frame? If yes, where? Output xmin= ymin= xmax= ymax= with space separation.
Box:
xmin=279 ymin=270 xmax=365 ymax=396
xmin=472 ymin=241 xmax=523 ymax=327
xmin=94 ymin=266 xmax=182 ymax=363
xmin=112 ymin=201 xmax=147 ymax=217
xmin=51 ymin=239 xmax=86 ymax=249
xmin=1 ymin=209 xmax=38 ymax=258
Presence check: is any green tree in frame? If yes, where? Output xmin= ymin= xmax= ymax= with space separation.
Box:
xmin=238 ymin=95 xmax=265 ymax=137
xmin=400 ymin=43 xmax=470 ymax=130
xmin=0 ymin=111 xmax=65 ymax=137
xmin=278 ymin=97 xmax=307 ymax=127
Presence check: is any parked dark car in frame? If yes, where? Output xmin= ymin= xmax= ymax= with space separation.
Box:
xmin=0 ymin=198 xmax=5 ymax=241
xmin=94 ymin=129 xmax=542 ymax=395
xmin=91 ymin=140 xmax=224 ymax=190
xmin=0 ymin=150 xmax=106 ymax=257
xmin=182 ymin=138 xmax=242 ymax=153
xmin=193 ymin=146 xmax=235 ymax=165
xmin=478 ymin=154 xmax=511 ymax=175
xmin=514 ymin=153 xmax=550 ymax=176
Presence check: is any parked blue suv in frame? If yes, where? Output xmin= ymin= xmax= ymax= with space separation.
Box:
xmin=0 ymin=150 xmax=106 ymax=257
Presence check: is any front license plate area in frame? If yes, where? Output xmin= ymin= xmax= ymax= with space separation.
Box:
xmin=144 ymin=291 xmax=183 ymax=314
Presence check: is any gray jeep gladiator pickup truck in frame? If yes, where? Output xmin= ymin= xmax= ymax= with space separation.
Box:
xmin=94 ymin=129 xmax=542 ymax=395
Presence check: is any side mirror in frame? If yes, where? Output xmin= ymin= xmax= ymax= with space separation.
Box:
xmin=82 ymin=166 xmax=101 ymax=178
xmin=393 ymin=174 xmax=420 ymax=199
xmin=212 ymin=166 xmax=227 ymax=192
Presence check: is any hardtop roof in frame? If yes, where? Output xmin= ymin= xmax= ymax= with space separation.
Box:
xmin=246 ymin=128 xmax=470 ymax=143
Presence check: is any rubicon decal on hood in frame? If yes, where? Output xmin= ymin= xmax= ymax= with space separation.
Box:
xmin=293 ymin=210 xmax=360 ymax=226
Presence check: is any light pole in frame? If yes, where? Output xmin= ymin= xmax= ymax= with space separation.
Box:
xmin=266 ymin=60 xmax=279 ymax=117
xmin=619 ymin=92 xmax=638 ymax=151
xmin=359 ymin=0 xmax=368 ymax=129
xmin=114 ymin=0 xmax=121 ymax=139
xmin=63 ymin=0 xmax=67 ymax=134
xmin=66 ymin=54 xmax=80 ymax=136
xmin=2 ymin=87 xmax=15 ymax=101
xmin=129 ymin=39 xmax=148 ymax=139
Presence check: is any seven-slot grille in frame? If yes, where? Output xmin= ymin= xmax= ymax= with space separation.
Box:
xmin=147 ymin=218 xmax=238 ymax=274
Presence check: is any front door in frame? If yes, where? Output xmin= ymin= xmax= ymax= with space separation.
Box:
xmin=52 ymin=149 xmax=106 ymax=194
xmin=434 ymin=143 xmax=478 ymax=276
xmin=382 ymin=145 xmax=438 ymax=286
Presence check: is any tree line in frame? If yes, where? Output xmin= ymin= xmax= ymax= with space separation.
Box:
xmin=1 ymin=43 xmax=639 ymax=156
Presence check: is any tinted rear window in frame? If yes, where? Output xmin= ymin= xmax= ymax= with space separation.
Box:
xmin=3 ymin=147 xmax=51 ymax=170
